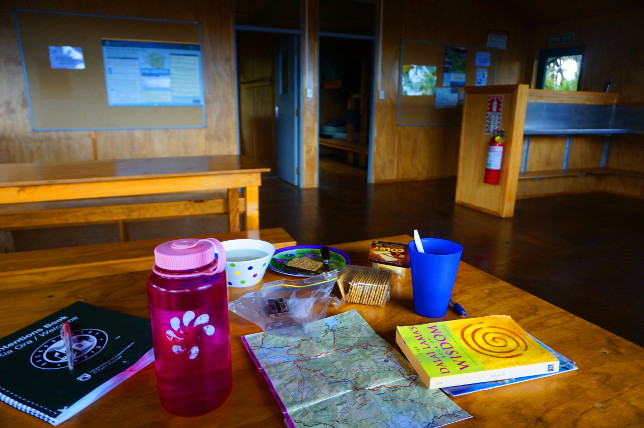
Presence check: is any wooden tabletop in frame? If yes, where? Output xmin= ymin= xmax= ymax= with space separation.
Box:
xmin=0 ymin=235 xmax=641 ymax=427
xmin=0 ymin=154 xmax=271 ymax=206
xmin=0 ymin=155 xmax=270 ymax=186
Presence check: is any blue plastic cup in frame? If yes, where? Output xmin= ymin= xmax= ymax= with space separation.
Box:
xmin=408 ymin=238 xmax=463 ymax=318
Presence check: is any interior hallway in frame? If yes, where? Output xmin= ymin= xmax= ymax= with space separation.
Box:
xmin=9 ymin=155 xmax=643 ymax=346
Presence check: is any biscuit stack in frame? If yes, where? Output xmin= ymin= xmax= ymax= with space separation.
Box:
xmin=338 ymin=266 xmax=392 ymax=307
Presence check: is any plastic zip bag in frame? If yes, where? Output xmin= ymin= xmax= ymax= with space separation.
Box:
xmin=228 ymin=271 xmax=340 ymax=331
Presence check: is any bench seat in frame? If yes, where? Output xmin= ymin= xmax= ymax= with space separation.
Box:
xmin=0 ymin=227 xmax=295 ymax=288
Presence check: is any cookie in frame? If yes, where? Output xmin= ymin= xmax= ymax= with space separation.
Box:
xmin=285 ymin=256 xmax=323 ymax=273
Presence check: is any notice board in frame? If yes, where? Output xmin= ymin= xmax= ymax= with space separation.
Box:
xmin=15 ymin=9 xmax=205 ymax=131
xmin=398 ymin=39 xmax=499 ymax=126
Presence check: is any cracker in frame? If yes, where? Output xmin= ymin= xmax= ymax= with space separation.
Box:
xmin=285 ymin=256 xmax=323 ymax=273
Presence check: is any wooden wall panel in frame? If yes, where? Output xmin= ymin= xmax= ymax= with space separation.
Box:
xmin=95 ymin=128 xmax=207 ymax=159
xmin=0 ymin=132 xmax=94 ymax=163
xmin=600 ymin=175 xmax=644 ymax=199
xmin=387 ymin=126 xmax=460 ymax=181
xmin=607 ymin=134 xmax=644 ymax=173
xmin=567 ymin=135 xmax=605 ymax=170
xmin=371 ymin=0 xmax=404 ymax=182
xmin=239 ymin=84 xmax=275 ymax=169
xmin=301 ymin=0 xmax=319 ymax=188
xmin=0 ymin=0 xmax=236 ymax=163
xmin=372 ymin=0 xmax=527 ymax=183
xmin=236 ymin=31 xmax=278 ymax=172
xmin=517 ymin=176 xmax=599 ymax=199
xmin=195 ymin=0 xmax=237 ymax=156
xmin=525 ymin=136 xmax=567 ymax=172
xmin=527 ymin=10 xmax=644 ymax=101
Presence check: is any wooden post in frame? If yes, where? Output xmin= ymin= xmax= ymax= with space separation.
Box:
xmin=227 ymin=188 xmax=240 ymax=232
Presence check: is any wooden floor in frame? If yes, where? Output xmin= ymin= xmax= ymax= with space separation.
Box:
xmin=8 ymin=155 xmax=643 ymax=346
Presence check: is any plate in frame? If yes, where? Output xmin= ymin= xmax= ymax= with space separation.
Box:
xmin=269 ymin=245 xmax=351 ymax=277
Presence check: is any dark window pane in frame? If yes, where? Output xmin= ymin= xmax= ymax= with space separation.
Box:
xmin=235 ymin=0 xmax=300 ymax=30
xmin=536 ymin=46 xmax=585 ymax=91
xmin=320 ymin=0 xmax=375 ymax=36
xmin=543 ymin=55 xmax=582 ymax=91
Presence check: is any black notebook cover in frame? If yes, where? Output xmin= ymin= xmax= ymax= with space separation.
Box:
xmin=0 ymin=301 xmax=153 ymax=425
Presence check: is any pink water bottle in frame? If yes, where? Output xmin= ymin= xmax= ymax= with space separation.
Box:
xmin=147 ymin=238 xmax=232 ymax=416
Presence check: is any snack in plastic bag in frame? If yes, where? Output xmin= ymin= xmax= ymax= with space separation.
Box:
xmin=228 ymin=271 xmax=339 ymax=331
xmin=337 ymin=265 xmax=392 ymax=307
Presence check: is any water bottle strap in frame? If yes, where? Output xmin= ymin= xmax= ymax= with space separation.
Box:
xmin=202 ymin=238 xmax=226 ymax=274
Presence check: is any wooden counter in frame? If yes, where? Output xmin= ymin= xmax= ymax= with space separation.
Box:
xmin=456 ymin=85 xmax=643 ymax=217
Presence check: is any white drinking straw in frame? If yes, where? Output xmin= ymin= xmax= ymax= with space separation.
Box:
xmin=413 ymin=229 xmax=425 ymax=253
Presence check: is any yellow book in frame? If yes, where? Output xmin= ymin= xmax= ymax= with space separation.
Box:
xmin=396 ymin=315 xmax=560 ymax=389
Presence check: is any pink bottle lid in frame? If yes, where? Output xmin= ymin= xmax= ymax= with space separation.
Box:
xmin=154 ymin=238 xmax=217 ymax=271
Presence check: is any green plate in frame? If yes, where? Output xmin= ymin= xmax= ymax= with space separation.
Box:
xmin=269 ymin=245 xmax=350 ymax=277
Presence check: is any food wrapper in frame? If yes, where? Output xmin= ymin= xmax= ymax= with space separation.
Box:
xmin=368 ymin=241 xmax=410 ymax=278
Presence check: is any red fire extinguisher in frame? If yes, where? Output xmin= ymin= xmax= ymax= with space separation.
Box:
xmin=484 ymin=130 xmax=505 ymax=185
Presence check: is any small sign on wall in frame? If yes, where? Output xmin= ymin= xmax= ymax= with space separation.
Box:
xmin=486 ymin=31 xmax=508 ymax=50
xmin=476 ymin=69 xmax=488 ymax=86
xmin=485 ymin=95 xmax=503 ymax=134
xmin=49 ymin=46 xmax=86 ymax=69
xmin=548 ymin=33 xmax=575 ymax=46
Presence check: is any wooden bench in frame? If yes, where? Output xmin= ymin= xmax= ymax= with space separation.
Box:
xmin=319 ymin=137 xmax=368 ymax=166
xmin=0 ymin=191 xmax=245 ymax=242
xmin=0 ymin=155 xmax=270 ymax=249
xmin=517 ymin=167 xmax=644 ymax=199
xmin=519 ymin=167 xmax=644 ymax=180
xmin=0 ymin=227 xmax=295 ymax=288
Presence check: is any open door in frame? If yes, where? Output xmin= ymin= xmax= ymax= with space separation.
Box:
xmin=274 ymin=35 xmax=300 ymax=186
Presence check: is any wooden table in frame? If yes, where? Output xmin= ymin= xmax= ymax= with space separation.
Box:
xmin=0 ymin=234 xmax=641 ymax=427
xmin=0 ymin=155 xmax=270 ymax=241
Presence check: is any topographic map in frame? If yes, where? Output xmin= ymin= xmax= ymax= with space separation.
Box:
xmin=242 ymin=310 xmax=471 ymax=427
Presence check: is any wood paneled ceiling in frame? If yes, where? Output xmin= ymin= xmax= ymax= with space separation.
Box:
xmin=234 ymin=0 xmax=644 ymax=27
xmin=494 ymin=0 xmax=644 ymax=24
xmin=235 ymin=0 xmax=644 ymax=30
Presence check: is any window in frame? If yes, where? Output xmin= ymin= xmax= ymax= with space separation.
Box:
xmin=535 ymin=46 xmax=585 ymax=91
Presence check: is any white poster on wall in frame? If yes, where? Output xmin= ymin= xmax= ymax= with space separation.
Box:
xmin=49 ymin=46 xmax=86 ymax=69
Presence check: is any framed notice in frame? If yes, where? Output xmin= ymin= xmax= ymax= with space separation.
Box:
xmin=15 ymin=9 xmax=205 ymax=131
xmin=102 ymin=40 xmax=204 ymax=107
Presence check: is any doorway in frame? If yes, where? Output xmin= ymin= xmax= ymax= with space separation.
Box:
xmin=318 ymin=36 xmax=373 ymax=179
xmin=236 ymin=30 xmax=301 ymax=186
xmin=318 ymin=0 xmax=377 ymax=183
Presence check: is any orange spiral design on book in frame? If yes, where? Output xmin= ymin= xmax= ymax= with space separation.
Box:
xmin=460 ymin=322 xmax=528 ymax=358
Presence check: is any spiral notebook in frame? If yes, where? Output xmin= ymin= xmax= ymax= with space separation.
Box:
xmin=0 ymin=301 xmax=153 ymax=425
